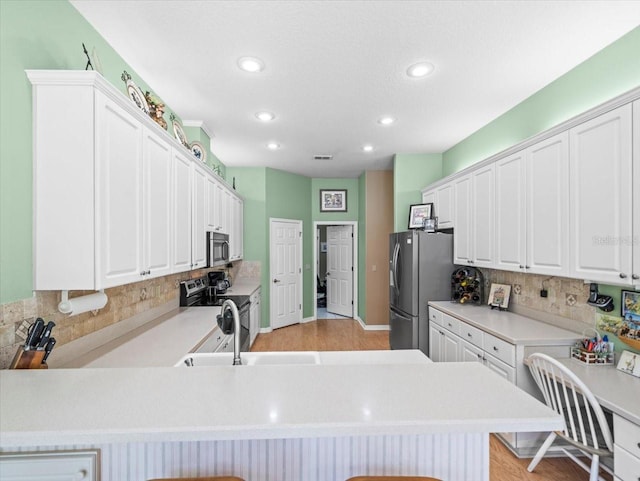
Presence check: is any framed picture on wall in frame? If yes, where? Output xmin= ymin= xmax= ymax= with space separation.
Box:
xmin=407 ymin=203 xmax=433 ymax=229
xmin=320 ymin=242 xmax=327 ymax=253
xmin=320 ymin=189 xmax=347 ymax=212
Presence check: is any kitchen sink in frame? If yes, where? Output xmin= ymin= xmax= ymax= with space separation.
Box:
xmin=176 ymin=351 xmax=321 ymax=367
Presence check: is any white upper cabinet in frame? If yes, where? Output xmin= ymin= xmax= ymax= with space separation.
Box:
xmin=569 ymin=104 xmax=633 ymax=284
xmin=95 ymin=93 xmax=144 ymax=288
xmin=495 ymin=132 xmax=569 ymax=276
xmin=471 ymin=164 xmax=495 ymax=268
xmin=421 ymin=183 xmax=454 ymax=229
xmin=526 ymin=132 xmax=569 ymax=276
xmin=142 ymin=127 xmax=172 ymax=280
xmin=633 ymin=100 xmax=640 ymax=284
xmin=453 ymin=165 xmax=497 ymax=269
xmin=453 ymin=174 xmax=473 ymax=265
xmin=171 ymin=149 xmax=192 ymax=273
xmin=191 ymin=162 xmax=208 ymax=269
xmin=230 ymin=194 xmax=244 ymax=261
xmin=495 ymin=151 xmax=526 ymax=272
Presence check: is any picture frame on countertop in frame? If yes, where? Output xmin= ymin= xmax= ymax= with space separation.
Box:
xmin=407 ymin=203 xmax=433 ymax=229
xmin=616 ymin=350 xmax=640 ymax=378
xmin=320 ymin=189 xmax=347 ymax=212
xmin=488 ymin=283 xmax=511 ymax=310
xmin=621 ymin=290 xmax=640 ymax=321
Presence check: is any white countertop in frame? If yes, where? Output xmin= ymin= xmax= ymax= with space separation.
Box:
xmin=429 ymin=302 xmax=581 ymax=345
xmin=224 ymin=278 xmax=261 ymax=296
xmin=0 ymin=359 xmax=563 ymax=448
xmin=80 ymin=306 xmax=222 ymax=368
xmin=556 ymin=358 xmax=640 ymax=426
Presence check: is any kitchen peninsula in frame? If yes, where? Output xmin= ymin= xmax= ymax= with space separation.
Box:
xmin=1 ymin=352 xmax=562 ymax=481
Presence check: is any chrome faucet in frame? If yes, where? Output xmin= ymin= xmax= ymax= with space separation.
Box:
xmin=218 ymin=299 xmax=242 ymax=365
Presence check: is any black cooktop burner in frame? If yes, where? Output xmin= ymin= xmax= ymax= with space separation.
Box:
xmin=190 ymin=295 xmax=250 ymax=308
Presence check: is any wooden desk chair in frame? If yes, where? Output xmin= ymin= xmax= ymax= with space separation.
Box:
xmin=346 ymin=477 xmax=441 ymax=481
xmin=526 ymin=353 xmax=613 ymax=481
xmin=149 ymin=477 xmax=244 ymax=481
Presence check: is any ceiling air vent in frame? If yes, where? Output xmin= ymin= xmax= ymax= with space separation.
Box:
xmin=313 ymin=154 xmax=333 ymax=161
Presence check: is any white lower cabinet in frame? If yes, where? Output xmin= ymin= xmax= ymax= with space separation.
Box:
xmin=428 ymin=305 xmax=576 ymax=456
xmin=0 ymin=450 xmax=98 ymax=481
xmin=614 ymin=414 xmax=640 ymax=481
xmin=249 ymin=287 xmax=262 ymax=347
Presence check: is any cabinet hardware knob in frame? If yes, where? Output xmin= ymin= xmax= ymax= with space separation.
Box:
xmin=467 ymin=333 xmax=472 ymax=337
xmin=493 ymin=346 xmax=498 ymax=351
xmin=468 ymin=260 xmax=474 ymax=264
xmin=525 ymin=265 xmax=530 ymax=269
xmin=620 ymin=273 xmax=628 ymax=279
xmin=633 ymin=274 xmax=639 ymax=280
xmin=140 ymin=271 xmax=146 ymax=276
xmin=519 ymin=265 xmax=524 ymax=269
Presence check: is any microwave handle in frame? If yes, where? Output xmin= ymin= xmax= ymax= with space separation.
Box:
xmin=223 ymin=240 xmax=230 ymax=260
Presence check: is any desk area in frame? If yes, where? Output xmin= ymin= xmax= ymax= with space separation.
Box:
xmin=555 ymin=358 xmax=640 ymax=481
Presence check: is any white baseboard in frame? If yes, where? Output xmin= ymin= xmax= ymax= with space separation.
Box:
xmin=259 ymin=327 xmax=273 ymax=334
xmin=301 ymin=316 xmax=315 ymax=324
xmin=356 ymin=316 xmax=390 ymax=331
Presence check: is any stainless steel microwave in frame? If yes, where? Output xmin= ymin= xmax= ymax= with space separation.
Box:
xmin=207 ymin=232 xmax=230 ymax=267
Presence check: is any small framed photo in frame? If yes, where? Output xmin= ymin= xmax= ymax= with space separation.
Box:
xmin=407 ymin=203 xmax=433 ymax=229
xmin=616 ymin=350 xmax=640 ymax=378
xmin=320 ymin=189 xmax=347 ymax=212
xmin=488 ymin=283 xmax=511 ymax=310
xmin=621 ymin=290 xmax=640 ymax=320
xmin=320 ymin=242 xmax=327 ymax=253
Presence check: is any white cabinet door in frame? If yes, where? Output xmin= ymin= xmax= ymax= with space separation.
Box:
xmin=206 ymin=174 xmax=218 ymax=231
xmin=191 ymin=162 xmax=207 ymax=269
xmin=435 ymin=182 xmax=455 ymax=228
xmin=172 ymin=150 xmax=192 ymax=273
xmin=526 ymin=132 xmax=569 ymax=276
xmin=459 ymin=338 xmax=483 ymax=363
xmin=453 ymin=174 xmax=473 ymax=265
xmin=484 ymin=352 xmax=516 ymax=383
xmin=231 ymin=195 xmax=244 ymax=261
xmin=633 ymin=100 xmax=640 ymax=285
xmin=442 ymin=330 xmax=460 ymax=362
xmin=0 ymin=451 xmax=98 ymax=481
xmin=422 ymin=189 xmax=435 ymax=206
xmin=429 ymin=324 xmax=443 ymax=362
xmin=250 ymin=288 xmax=261 ymax=347
xmin=221 ymin=187 xmax=231 ymax=234
xmin=96 ymin=94 xmax=144 ymax=288
xmin=495 ymin=151 xmax=526 ymax=272
xmin=471 ymin=164 xmax=495 ymax=268
xmin=142 ymin=127 xmax=172 ymax=279
xmin=569 ymin=104 xmax=633 ymax=284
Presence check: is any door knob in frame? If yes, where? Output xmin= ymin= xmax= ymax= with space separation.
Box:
xmin=326 ymin=272 xmax=331 ymax=276
xmin=273 ymin=279 xmax=281 ymax=283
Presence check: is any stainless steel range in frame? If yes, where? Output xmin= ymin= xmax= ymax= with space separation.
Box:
xmin=179 ymin=275 xmax=250 ymax=352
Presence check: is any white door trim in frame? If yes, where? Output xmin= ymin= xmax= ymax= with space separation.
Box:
xmin=269 ymin=218 xmax=303 ymax=329
xmin=313 ymin=221 xmax=358 ymax=320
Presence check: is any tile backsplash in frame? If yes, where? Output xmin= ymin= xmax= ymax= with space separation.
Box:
xmin=0 ymin=266 xmax=231 ymax=369
xmin=482 ymin=268 xmax=595 ymax=333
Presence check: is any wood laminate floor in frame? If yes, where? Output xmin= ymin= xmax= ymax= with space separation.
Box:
xmin=251 ymin=318 xmax=613 ymax=481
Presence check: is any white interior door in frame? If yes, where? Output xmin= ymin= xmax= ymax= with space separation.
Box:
xmin=326 ymin=225 xmax=353 ymax=317
xmin=270 ymin=219 xmax=302 ymax=330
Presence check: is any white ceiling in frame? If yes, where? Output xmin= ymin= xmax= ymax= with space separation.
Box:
xmin=70 ymin=1 xmax=640 ymax=178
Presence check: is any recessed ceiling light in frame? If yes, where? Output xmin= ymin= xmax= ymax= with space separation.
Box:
xmin=238 ymin=56 xmax=265 ymax=73
xmin=406 ymin=61 xmax=435 ymax=78
xmin=255 ymin=111 xmax=275 ymax=122
xmin=363 ymin=145 xmax=374 ymax=152
xmin=378 ymin=116 xmax=395 ymax=125
xmin=267 ymin=142 xmax=280 ymax=150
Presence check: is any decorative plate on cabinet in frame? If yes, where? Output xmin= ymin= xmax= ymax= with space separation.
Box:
xmin=171 ymin=116 xmax=189 ymax=148
xmin=121 ymin=71 xmax=149 ymax=115
xmin=190 ymin=141 xmax=207 ymax=163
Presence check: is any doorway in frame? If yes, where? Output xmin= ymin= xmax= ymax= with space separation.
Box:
xmin=269 ymin=218 xmax=303 ymax=330
xmin=314 ymin=221 xmax=358 ymax=320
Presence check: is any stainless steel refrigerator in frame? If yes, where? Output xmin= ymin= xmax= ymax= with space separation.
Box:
xmin=389 ymin=231 xmax=453 ymax=354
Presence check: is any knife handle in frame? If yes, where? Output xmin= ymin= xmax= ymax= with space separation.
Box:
xmin=42 ymin=337 xmax=56 ymax=362
xmin=25 ymin=318 xmax=45 ymax=350
xmin=37 ymin=321 xmax=56 ymax=349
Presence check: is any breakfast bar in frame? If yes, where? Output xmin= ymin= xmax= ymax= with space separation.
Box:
xmin=0 ymin=354 xmax=562 ymax=481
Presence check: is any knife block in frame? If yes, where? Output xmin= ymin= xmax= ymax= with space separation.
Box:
xmin=9 ymin=348 xmax=48 ymax=369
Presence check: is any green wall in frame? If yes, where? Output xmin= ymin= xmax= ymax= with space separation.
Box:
xmin=0 ymin=0 xmax=210 ymax=304
xmin=443 ymin=26 xmax=640 ymax=176
xmin=393 ymin=153 xmax=443 ymax=232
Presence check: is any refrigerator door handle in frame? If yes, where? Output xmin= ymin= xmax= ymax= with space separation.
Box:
xmin=392 ymin=242 xmax=400 ymax=296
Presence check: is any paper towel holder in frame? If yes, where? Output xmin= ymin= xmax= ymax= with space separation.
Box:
xmin=58 ymin=290 xmax=108 ymax=315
